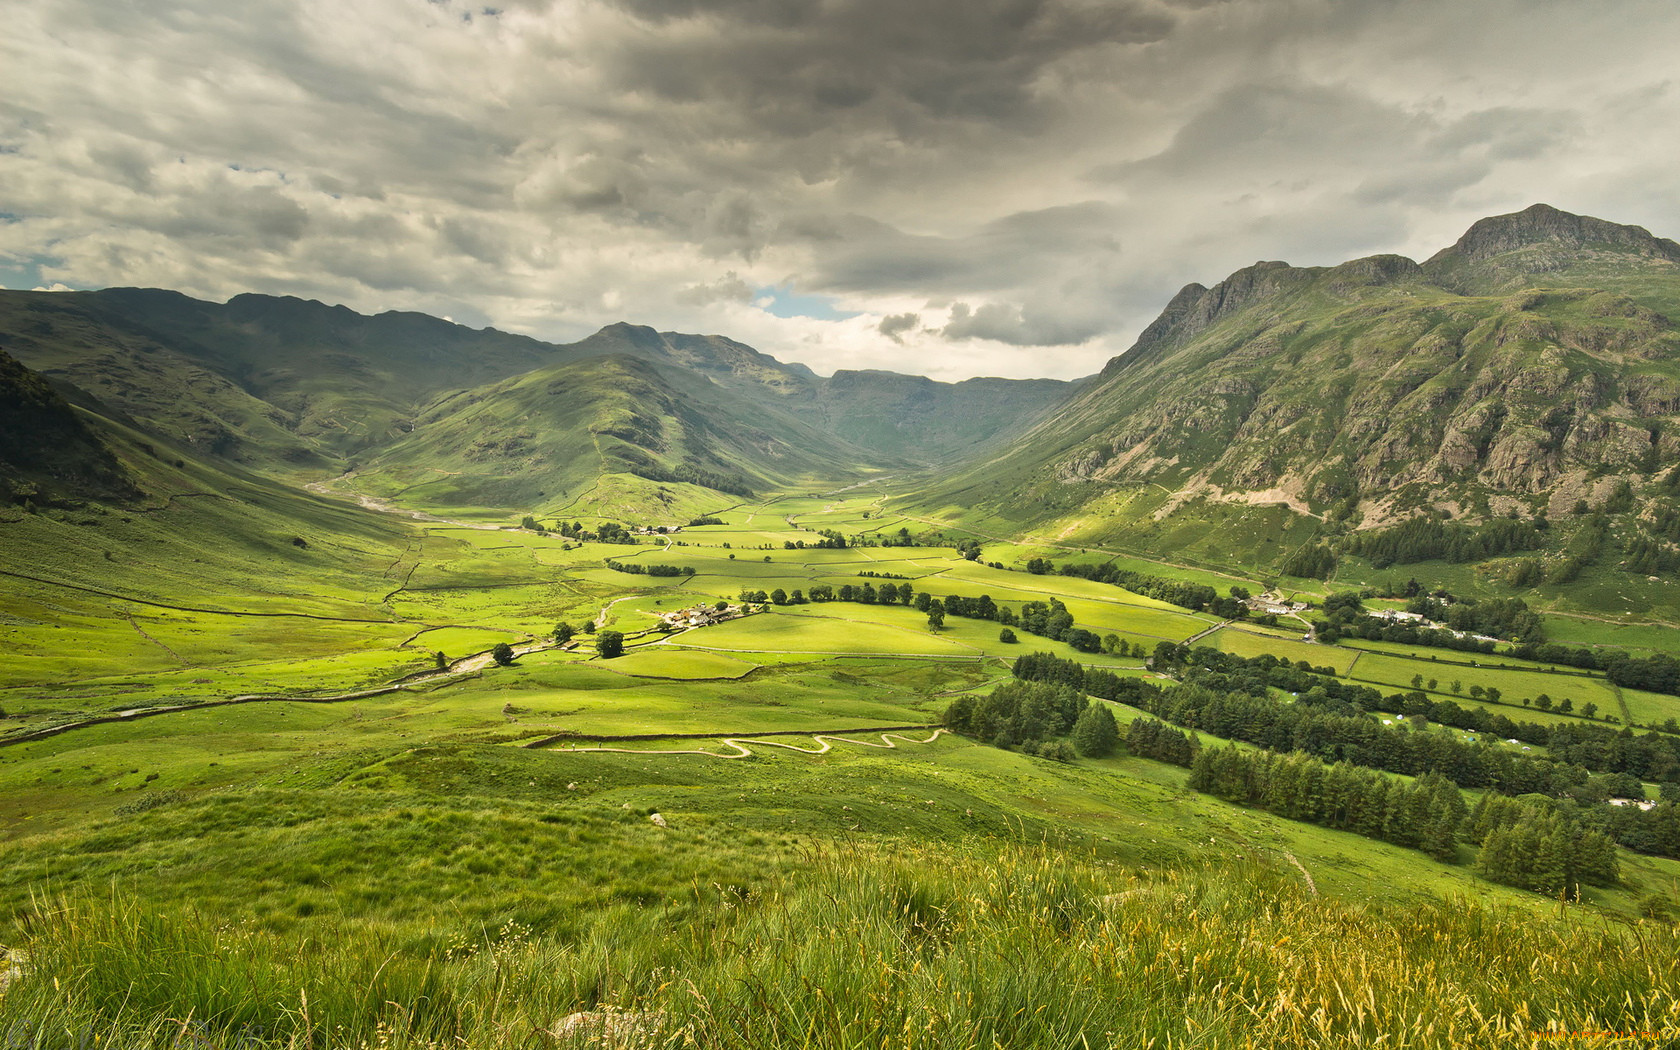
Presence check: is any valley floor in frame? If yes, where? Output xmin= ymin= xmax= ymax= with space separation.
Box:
xmin=3 ymin=478 xmax=1680 ymax=1047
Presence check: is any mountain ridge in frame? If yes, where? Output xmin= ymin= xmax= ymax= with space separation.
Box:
xmin=917 ymin=203 xmax=1680 ymax=592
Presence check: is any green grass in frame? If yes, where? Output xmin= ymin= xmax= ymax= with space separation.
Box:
xmin=672 ymin=607 xmax=985 ymax=658
xmin=1346 ymin=650 xmax=1622 ymax=712
xmin=1207 ymin=627 xmax=1357 ymax=673
xmin=604 ymin=648 xmax=759 ymax=680
xmin=12 ymin=457 xmax=1680 ymax=1049
xmin=5 ymin=799 xmax=1679 ymax=1049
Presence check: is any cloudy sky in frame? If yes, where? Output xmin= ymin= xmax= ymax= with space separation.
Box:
xmin=4 ymin=0 xmax=1678 ymax=380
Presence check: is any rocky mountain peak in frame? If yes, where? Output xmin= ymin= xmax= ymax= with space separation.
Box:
xmin=1427 ymin=203 xmax=1680 ymax=266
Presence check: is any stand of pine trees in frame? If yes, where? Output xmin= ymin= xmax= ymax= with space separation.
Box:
xmin=1466 ymin=795 xmax=1619 ymax=897
xmin=1188 ymin=746 xmax=1466 ymax=861
xmin=943 ymin=681 xmax=1086 ymax=762
xmin=1125 ymin=718 xmax=1198 ymax=767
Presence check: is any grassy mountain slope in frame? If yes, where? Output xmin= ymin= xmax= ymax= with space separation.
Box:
xmin=814 ymin=369 xmax=1077 ymax=462
xmin=353 ymin=353 xmax=878 ymax=511
xmin=0 ymin=294 xmax=331 ymax=474
xmin=0 ymin=348 xmax=138 ymax=507
xmin=70 ymin=288 xmax=568 ymax=457
xmin=914 ymin=206 xmax=1680 ymax=597
xmin=547 ymin=322 xmax=1078 ymax=464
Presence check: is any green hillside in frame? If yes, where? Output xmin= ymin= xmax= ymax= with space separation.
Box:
xmin=912 ymin=205 xmax=1680 ymax=616
xmin=0 ymin=348 xmax=137 ymax=507
xmin=353 ymin=353 xmax=877 ymax=511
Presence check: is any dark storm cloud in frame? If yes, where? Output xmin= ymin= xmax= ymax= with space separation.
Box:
xmin=877 ymin=312 xmax=921 ymax=343
xmin=4 ymin=0 xmax=1678 ymax=379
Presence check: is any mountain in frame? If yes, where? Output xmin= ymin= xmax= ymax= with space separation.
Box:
xmin=0 ymin=347 xmax=138 ymax=506
xmin=532 ymin=322 xmax=1078 ymax=464
xmin=917 ymin=204 xmax=1680 ymax=581
xmin=0 ymin=290 xmax=1076 ymax=516
xmin=357 ymin=353 xmax=875 ymax=511
xmin=0 ymin=289 xmax=569 ymax=470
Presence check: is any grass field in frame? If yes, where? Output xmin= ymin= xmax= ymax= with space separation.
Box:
xmin=1206 ymin=627 xmax=1357 ymax=673
xmin=1346 ymin=650 xmax=1624 ymax=712
xmin=9 ymin=472 xmax=1680 ymax=1048
xmin=603 ymin=648 xmax=759 ymax=680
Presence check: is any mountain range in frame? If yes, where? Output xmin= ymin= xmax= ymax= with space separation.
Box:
xmin=5 ymin=202 xmax=1680 ymax=600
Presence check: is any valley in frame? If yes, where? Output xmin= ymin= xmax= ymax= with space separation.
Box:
xmin=6 ymin=205 xmax=1680 ymax=1047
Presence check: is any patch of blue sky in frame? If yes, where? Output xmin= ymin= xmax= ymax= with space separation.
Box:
xmin=754 ymin=284 xmax=859 ymax=322
xmin=0 ymin=256 xmax=52 ymax=291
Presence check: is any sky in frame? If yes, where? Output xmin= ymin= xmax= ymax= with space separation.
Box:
xmin=3 ymin=0 xmax=1678 ymax=381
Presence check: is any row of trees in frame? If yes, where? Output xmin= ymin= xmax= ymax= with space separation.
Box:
xmin=1025 ymin=559 xmax=1228 ymax=615
xmin=943 ymin=680 xmax=1121 ymax=760
xmin=1345 ymin=516 xmax=1545 ymax=569
xmin=1014 ymin=649 xmax=1680 ymax=864
xmin=1189 ymin=747 xmax=1467 ymax=861
xmin=1160 ymin=640 xmax=1680 ymax=782
xmin=1502 ymin=642 xmax=1680 ymax=702
xmin=605 ymin=561 xmax=694 ymax=577
xmin=783 ymin=582 xmax=1133 ymax=653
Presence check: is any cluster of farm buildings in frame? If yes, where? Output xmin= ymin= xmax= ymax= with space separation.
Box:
xmin=658 ymin=603 xmax=742 ymax=630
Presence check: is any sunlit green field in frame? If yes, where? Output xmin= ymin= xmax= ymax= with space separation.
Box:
xmin=9 ymin=472 xmax=1680 ymax=1048
xmin=1346 ymin=649 xmax=1624 ymax=711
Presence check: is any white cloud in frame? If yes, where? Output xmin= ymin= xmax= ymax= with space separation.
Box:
xmin=2 ymin=0 xmax=1677 ymax=380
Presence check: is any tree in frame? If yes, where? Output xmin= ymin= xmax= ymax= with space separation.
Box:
xmin=1072 ymin=704 xmax=1120 ymax=758
xmin=553 ymin=623 xmax=576 ymax=645
xmin=1582 ymin=702 xmax=1599 ymax=719
xmin=434 ymin=651 xmax=447 ymax=669
xmin=926 ymin=600 xmax=945 ymax=631
xmin=999 ymin=627 xmax=1018 ymax=643
xmin=597 ymin=630 xmax=625 ymax=659
xmin=770 ymin=588 xmax=788 ymax=605
xmin=491 ymin=642 xmax=515 ymax=666
xmin=583 ymin=621 xmax=597 ymax=634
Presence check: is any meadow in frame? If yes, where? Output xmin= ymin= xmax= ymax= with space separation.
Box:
xmin=5 ymin=476 xmax=1680 ymax=1046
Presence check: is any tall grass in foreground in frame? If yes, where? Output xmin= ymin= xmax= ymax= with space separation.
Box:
xmin=4 ymin=847 xmax=1678 ymax=1048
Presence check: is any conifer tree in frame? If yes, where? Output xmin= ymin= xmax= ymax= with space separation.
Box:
xmin=1072 ymin=703 xmax=1120 ymax=758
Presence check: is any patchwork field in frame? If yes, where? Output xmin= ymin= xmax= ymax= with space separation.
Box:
xmin=7 ymin=475 xmax=1680 ymax=1049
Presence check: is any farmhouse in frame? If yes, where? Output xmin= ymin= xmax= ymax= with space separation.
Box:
xmin=660 ymin=603 xmax=739 ymax=630
xmin=1246 ymin=592 xmax=1308 ymax=617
